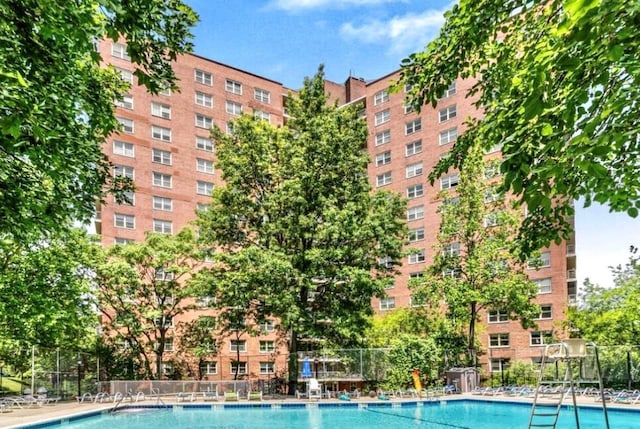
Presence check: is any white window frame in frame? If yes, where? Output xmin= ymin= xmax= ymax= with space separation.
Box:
xmin=195 ymin=91 xmax=213 ymax=108
xmin=535 ymin=278 xmax=552 ymax=294
xmin=405 ymin=118 xmax=422 ymax=135
xmin=152 ymin=149 xmax=172 ymax=165
xmin=489 ymin=333 xmax=510 ymax=348
xmin=259 ymin=341 xmax=275 ymax=353
xmin=407 ymin=205 xmax=424 ymax=221
xmin=373 ymin=89 xmax=389 ymax=105
xmin=225 ymin=79 xmax=242 ymax=95
xmin=254 ymin=88 xmax=271 ymax=104
xmin=152 ymin=196 xmax=173 ymax=211
xmin=195 ymin=114 xmax=213 ymax=129
xmin=152 ymin=172 xmax=172 ymax=188
xmin=375 ymin=151 xmax=391 ymax=167
xmin=407 ymin=184 xmax=424 ymax=199
xmin=405 ymin=140 xmax=422 ymax=156
xmin=488 ymin=310 xmax=509 ymax=323
xmin=230 ymin=362 xmax=247 ymax=375
xmin=200 ymin=361 xmax=217 ymax=375
xmin=439 ymin=128 xmax=458 ymax=145
xmin=114 ymin=213 xmax=135 ymax=229
xmin=117 ymin=117 xmax=134 ymax=133
xmin=197 ymin=181 xmax=214 ymax=196
xmin=441 ymin=82 xmax=456 ymax=98
xmin=440 ymin=173 xmax=459 ymax=190
xmin=196 ymin=158 xmax=214 ymax=174
xmin=259 ymin=320 xmax=275 ymax=332
xmin=113 ymin=141 xmax=134 ymax=157
xmin=439 ymin=105 xmax=457 ymax=122
xmin=196 ymin=136 xmax=214 ymax=152
xmin=254 ymin=109 xmax=270 ymax=122
xmin=260 ymin=362 xmax=275 ymax=374
xmin=151 ymin=125 xmax=171 ymax=142
xmin=230 ymin=340 xmax=247 ymax=353
xmin=408 ymin=228 xmax=425 ymax=242
xmin=406 ymin=162 xmax=423 ymax=178
xmin=225 ymin=100 xmax=242 ymax=115
xmin=442 ymin=242 xmax=461 ymax=257
xmin=151 ymin=102 xmax=171 ymax=119
xmin=194 ymin=69 xmax=212 ymax=86
xmin=376 ymin=171 xmax=391 ymax=187
xmin=163 ymin=338 xmax=174 ymax=352
xmin=375 ymin=130 xmax=391 ymax=146
xmin=374 ymin=109 xmax=390 ymax=126
xmin=379 ymin=297 xmax=395 ymax=310
xmin=111 ymin=42 xmax=130 ymax=60
xmin=537 ymin=304 xmax=553 ymax=320
xmin=530 ymin=331 xmax=553 ymax=346
xmin=528 ymin=251 xmax=551 ymax=269
xmin=114 ymin=165 xmax=134 ymax=180
xmin=115 ymin=94 xmax=133 ymax=110
xmin=117 ymin=68 xmax=133 ymax=84
xmin=409 ymin=249 xmax=426 ymax=264
xmin=153 ymin=219 xmax=173 ymax=234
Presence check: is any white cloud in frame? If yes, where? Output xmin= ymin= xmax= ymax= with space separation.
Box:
xmin=340 ymin=8 xmax=447 ymax=55
xmin=269 ymin=0 xmax=405 ymax=12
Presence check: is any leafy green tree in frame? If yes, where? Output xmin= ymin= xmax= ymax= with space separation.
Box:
xmin=95 ymin=229 xmax=203 ymax=379
xmin=400 ymin=0 xmax=638 ymax=254
xmin=177 ymin=316 xmax=219 ymax=380
xmin=195 ymin=66 xmax=407 ymax=394
xmin=0 ymin=229 xmax=99 ymax=350
xmin=568 ymin=248 xmax=640 ymax=346
xmin=0 ymin=0 xmax=197 ymax=241
xmin=411 ymin=141 xmax=539 ymax=365
xmin=382 ymin=334 xmax=441 ymax=391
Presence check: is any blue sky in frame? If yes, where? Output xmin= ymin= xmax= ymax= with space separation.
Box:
xmin=185 ymin=0 xmax=640 ymax=289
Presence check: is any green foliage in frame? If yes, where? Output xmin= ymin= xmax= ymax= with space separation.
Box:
xmin=177 ymin=316 xmax=218 ymax=380
xmin=568 ymin=248 xmax=640 ymax=346
xmin=95 ymin=228 xmax=203 ymax=379
xmin=365 ymin=308 xmax=434 ymax=348
xmin=382 ymin=334 xmax=440 ymax=390
xmin=0 ymin=229 xmax=100 ymax=349
xmin=400 ymin=0 xmax=640 ymax=255
xmin=0 ymin=0 xmax=197 ymax=241
xmin=195 ymin=66 xmax=407 ymax=390
xmin=411 ymin=141 xmax=539 ymax=364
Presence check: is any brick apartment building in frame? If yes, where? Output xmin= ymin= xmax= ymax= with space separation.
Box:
xmin=96 ymin=40 xmax=576 ymax=380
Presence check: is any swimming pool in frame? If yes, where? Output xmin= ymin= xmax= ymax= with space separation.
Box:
xmin=15 ymin=400 xmax=639 ymax=429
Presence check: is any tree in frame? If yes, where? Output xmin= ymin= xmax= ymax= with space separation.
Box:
xmin=0 ymin=0 xmax=197 ymax=241
xmin=95 ymin=229 xmax=203 ymax=379
xmin=177 ymin=316 xmax=219 ymax=380
xmin=400 ymin=0 xmax=639 ymax=255
xmin=411 ymin=140 xmax=539 ymax=365
xmin=0 ymin=229 xmax=99 ymax=350
xmin=567 ymin=247 xmax=640 ymax=346
xmin=195 ymin=66 xmax=407 ymax=394
xmin=383 ymin=334 xmax=441 ymax=391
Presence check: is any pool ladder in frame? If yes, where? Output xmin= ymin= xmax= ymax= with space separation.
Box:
xmin=527 ymin=339 xmax=610 ymax=429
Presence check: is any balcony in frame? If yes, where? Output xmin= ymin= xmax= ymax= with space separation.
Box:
xmin=566 ymin=243 xmax=576 ymax=256
xmin=567 ymin=269 xmax=577 ymax=281
xmin=568 ymin=294 xmax=577 ymax=306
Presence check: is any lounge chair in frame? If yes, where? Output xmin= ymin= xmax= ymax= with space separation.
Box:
xmin=308 ymin=378 xmax=322 ymax=400
xmin=247 ymin=391 xmax=263 ymax=401
xmin=176 ymin=392 xmax=196 ymax=402
xmin=224 ymin=391 xmax=239 ymax=401
xmin=203 ymin=389 xmax=219 ymax=401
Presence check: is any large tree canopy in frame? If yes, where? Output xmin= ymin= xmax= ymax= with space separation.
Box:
xmin=0 ymin=0 xmax=197 ymax=241
xmin=195 ymin=66 xmax=407 ymax=393
xmin=400 ymin=0 xmax=639 ymax=255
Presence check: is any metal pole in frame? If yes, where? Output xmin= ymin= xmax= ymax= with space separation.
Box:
xmin=31 ymin=346 xmax=35 ymax=393
xmin=56 ymin=349 xmax=60 ymax=398
xmin=77 ymin=353 xmax=82 ymax=398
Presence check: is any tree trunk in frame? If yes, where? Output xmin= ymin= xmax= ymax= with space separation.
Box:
xmin=287 ymin=328 xmax=298 ymax=396
xmin=468 ymin=302 xmax=477 ymax=367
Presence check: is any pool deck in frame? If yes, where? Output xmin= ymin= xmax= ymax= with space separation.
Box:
xmin=1 ymin=393 xmax=638 ymax=428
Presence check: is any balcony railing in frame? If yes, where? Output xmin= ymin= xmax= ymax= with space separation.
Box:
xmin=567 ymin=269 xmax=577 ymax=280
xmin=566 ymin=243 xmax=576 ymax=255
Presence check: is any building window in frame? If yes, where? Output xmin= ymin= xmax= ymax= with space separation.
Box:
xmin=374 ymin=109 xmax=390 ymax=126
xmin=376 ymin=172 xmax=392 ymax=187
xmin=537 ymin=304 xmax=553 ymax=320
xmin=404 ymin=104 xmax=414 ymax=114
xmin=225 ymin=79 xmax=242 ymax=95
xmin=410 ymin=294 xmax=426 ymax=307
xmin=113 ymin=141 xmax=134 ymax=157
xmin=439 ymin=128 xmax=458 ymax=145
xmin=375 ymin=151 xmax=391 ymax=167
xmin=196 ymin=158 xmax=214 ymax=174
xmin=151 ymin=102 xmax=171 ymax=119
xmin=254 ymin=110 xmax=270 ymax=122
xmin=153 ymin=219 xmax=172 ymax=234
xmin=195 ymin=114 xmax=213 ymax=129
xmin=195 ymin=91 xmax=213 ymax=108
xmin=114 ymin=165 xmax=134 ymax=180
xmin=441 ymin=82 xmax=456 ymax=98
xmin=152 ymin=172 xmax=172 ymax=188
xmin=117 ymin=117 xmax=134 ymax=133
xmin=489 ymin=333 xmax=510 ymax=348
xmin=380 ymin=297 xmax=395 ymax=310
xmin=407 ymin=205 xmax=424 ymax=221
xmin=197 ymin=181 xmax=214 ymax=196
xmin=442 ymin=242 xmax=461 ymax=257
xmin=152 ymin=196 xmax=173 ymax=212
xmin=200 ymin=362 xmax=217 ymax=375
xmin=259 ymin=341 xmax=275 ymax=353
xmin=408 ymin=228 xmax=425 ymax=242
xmin=115 ymin=237 xmax=134 ymax=245
xmin=230 ymin=361 xmax=247 ymax=375
xmin=151 ymin=125 xmax=171 ymax=142
xmin=407 ymin=184 xmax=424 ymax=199
xmin=484 ymin=212 xmax=500 ymax=227
xmin=439 ymin=105 xmax=457 ymax=122
xmin=230 ymin=340 xmax=247 ymax=353
xmin=488 ymin=310 xmax=509 ymax=323
xmin=163 ymin=338 xmax=174 ymax=352
xmin=484 ymin=161 xmax=501 ymax=179
xmin=196 ymin=136 xmax=214 ymax=152
xmin=161 ymin=363 xmax=174 ymax=376
xmin=159 ymin=85 xmax=171 ymax=96
xmin=534 ymin=278 xmax=552 ymax=294
xmin=410 ymin=272 xmax=424 ymax=280
xmin=405 ymin=140 xmax=422 ymax=156
xmin=440 ymin=173 xmax=459 ymax=190
xmin=254 ymin=88 xmax=271 ymax=104
xmin=260 ymin=362 xmax=275 ymax=374
xmin=485 ymin=187 xmax=502 ymax=203
xmin=406 ymin=162 xmax=423 ymax=178
xmin=375 ymin=130 xmax=391 ymax=146
xmin=405 ymin=118 xmax=422 ymax=135
xmin=443 ymin=267 xmax=462 ymax=278
xmin=195 ymin=69 xmax=212 ymax=86
xmin=152 ymin=148 xmax=172 ymax=165
xmin=259 ymin=320 xmax=275 ymax=332
xmin=528 ymin=251 xmax=551 ymax=269
xmin=114 ymin=213 xmax=135 ymax=229
xmin=490 ymin=358 xmax=510 ymax=373
xmin=115 ymin=94 xmax=133 ymax=110
xmin=225 ymin=100 xmax=242 ymax=115
xmin=117 ymin=68 xmax=133 ymax=84
xmin=373 ymin=89 xmax=389 ymax=105
xmin=530 ymin=330 xmax=554 ymax=346
xmin=111 ymin=42 xmax=130 ymax=60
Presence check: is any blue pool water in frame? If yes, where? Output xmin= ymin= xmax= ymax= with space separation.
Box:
xmin=23 ymin=401 xmax=639 ymax=429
